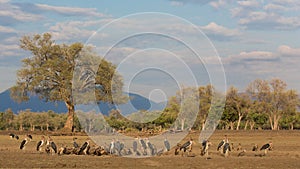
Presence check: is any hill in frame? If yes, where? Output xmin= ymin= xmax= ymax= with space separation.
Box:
xmin=0 ymin=89 xmax=166 ymax=115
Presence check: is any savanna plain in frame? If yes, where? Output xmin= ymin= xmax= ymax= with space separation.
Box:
xmin=0 ymin=130 xmax=299 ymax=169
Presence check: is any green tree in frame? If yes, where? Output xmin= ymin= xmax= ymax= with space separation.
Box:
xmin=3 ymin=109 xmax=15 ymax=130
xmin=11 ymin=33 xmax=125 ymax=131
xmin=226 ymin=86 xmax=251 ymax=130
xmin=174 ymin=86 xmax=199 ymax=131
xmin=196 ymin=85 xmax=213 ymax=130
xmin=247 ymin=78 xmax=299 ymax=130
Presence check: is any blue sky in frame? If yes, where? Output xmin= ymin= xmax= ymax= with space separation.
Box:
xmin=1 ymin=0 xmax=300 ymax=102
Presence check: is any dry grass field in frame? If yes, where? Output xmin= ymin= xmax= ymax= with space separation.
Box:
xmin=0 ymin=130 xmax=299 ymax=169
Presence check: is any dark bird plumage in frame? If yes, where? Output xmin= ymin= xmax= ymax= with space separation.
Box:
xmin=133 ymin=140 xmax=138 ymax=152
xmin=260 ymin=142 xmax=273 ymax=155
xmin=180 ymin=140 xmax=193 ymax=152
xmin=238 ymin=150 xmax=246 ymax=157
xmin=217 ymin=140 xmax=225 ymax=151
xmin=20 ymin=138 xmax=28 ymax=150
xmin=146 ymin=139 xmax=155 ymax=156
xmin=9 ymin=133 xmax=19 ymax=140
xmin=252 ymin=144 xmax=258 ymax=151
xmin=78 ymin=140 xmax=90 ymax=155
xmin=27 ymin=134 xmax=33 ymax=140
xmin=201 ymin=140 xmax=211 ymax=156
xmin=223 ymin=142 xmax=231 ymax=154
xmin=140 ymin=139 xmax=147 ymax=150
xmin=73 ymin=138 xmax=79 ymax=148
xmin=164 ymin=138 xmax=170 ymax=151
xmin=9 ymin=133 xmax=15 ymax=139
xmin=36 ymin=140 xmax=44 ymax=151
xmin=51 ymin=142 xmax=57 ymax=153
xmin=260 ymin=143 xmax=271 ymax=150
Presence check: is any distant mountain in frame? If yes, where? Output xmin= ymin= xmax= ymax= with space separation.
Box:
xmin=0 ymin=89 xmax=67 ymax=113
xmin=0 ymin=89 xmax=166 ymax=115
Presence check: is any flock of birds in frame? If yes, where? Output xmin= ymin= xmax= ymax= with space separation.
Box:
xmin=9 ymin=133 xmax=273 ymax=158
xmin=199 ymin=135 xmax=273 ymax=159
xmin=10 ymin=133 xmax=172 ymax=157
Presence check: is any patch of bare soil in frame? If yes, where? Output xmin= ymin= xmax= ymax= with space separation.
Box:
xmin=0 ymin=130 xmax=299 ymax=169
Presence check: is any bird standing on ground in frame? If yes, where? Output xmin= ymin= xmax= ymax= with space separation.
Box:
xmin=164 ymin=138 xmax=170 ymax=152
xmin=217 ymin=135 xmax=228 ymax=152
xmin=9 ymin=133 xmax=20 ymax=140
xmin=73 ymin=137 xmax=79 ymax=148
xmin=20 ymin=138 xmax=29 ymax=150
xmin=78 ymin=139 xmax=90 ymax=155
xmin=45 ymin=136 xmax=57 ymax=154
xmin=9 ymin=133 xmax=15 ymax=139
xmin=133 ymin=137 xmax=138 ymax=151
xmin=36 ymin=136 xmax=46 ymax=152
xmin=238 ymin=149 xmax=246 ymax=157
xmin=260 ymin=141 xmax=273 ymax=155
xmin=180 ymin=138 xmax=193 ymax=156
xmin=223 ymin=142 xmax=231 ymax=157
xmin=252 ymin=144 xmax=258 ymax=151
xmin=27 ymin=134 xmax=33 ymax=140
xmin=146 ymin=138 xmax=155 ymax=156
xmin=132 ymin=137 xmax=140 ymax=156
xmin=201 ymin=140 xmax=212 ymax=157
xmin=109 ymin=139 xmax=115 ymax=154
xmin=115 ymin=139 xmax=123 ymax=156
xmin=139 ymin=137 xmax=147 ymax=155
xmin=237 ymin=143 xmax=242 ymax=151
xmin=20 ymin=135 xmax=32 ymax=150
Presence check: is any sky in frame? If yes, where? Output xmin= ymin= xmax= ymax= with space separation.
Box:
xmin=1 ymin=0 xmax=300 ymax=102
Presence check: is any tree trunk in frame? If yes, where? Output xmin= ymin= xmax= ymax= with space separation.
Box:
xmin=31 ymin=124 xmax=34 ymax=131
xmin=230 ymin=121 xmax=234 ymax=130
xmin=269 ymin=115 xmax=274 ymax=130
xmin=19 ymin=123 xmax=23 ymax=131
xmin=271 ymin=114 xmax=280 ymax=130
xmin=181 ymin=118 xmax=185 ymax=131
xmin=250 ymin=121 xmax=255 ymax=130
xmin=64 ymin=102 xmax=75 ymax=131
xmin=236 ymin=115 xmax=243 ymax=130
xmin=244 ymin=120 xmax=249 ymax=130
xmin=273 ymin=115 xmax=280 ymax=130
xmin=201 ymin=121 xmax=205 ymax=130
xmin=290 ymin=123 xmax=294 ymax=130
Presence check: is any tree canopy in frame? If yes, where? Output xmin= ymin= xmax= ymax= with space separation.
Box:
xmin=11 ymin=33 xmax=125 ymax=131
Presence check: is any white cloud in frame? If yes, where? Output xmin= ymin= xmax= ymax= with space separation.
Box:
xmin=263 ymin=3 xmax=288 ymax=11
xmin=170 ymin=1 xmax=184 ymax=6
xmin=169 ymin=0 xmax=234 ymax=8
xmin=35 ymin=4 xmax=107 ymax=17
xmin=224 ymin=50 xmax=278 ymax=64
xmin=238 ymin=11 xmax=300 ymax=30
xmin=231 ymin=0 xmax=300 ymax=30
xmin=0 ymin=44 xmax=22 ymax=58
xmin=237 ymin=0 xmax=260 ymax=8
xmin=200 ymin=22 xmax=241 ymax=40
xmin=48 ymin=21 xmax=112 ymax=42
xmin=0 ymin=0 xmax=42 ymax=23
xmin=278 ymin=45 xmax=300 ymax=57
xmin=272 ymin=0 xmax=300 ymax=8
xmin=237 ymin=51 xmax=276 ymax=61
xmin=210 ymin=0 xmax=233 ymax=9
xmin=0 ymin=25 xmax=16 ymax=33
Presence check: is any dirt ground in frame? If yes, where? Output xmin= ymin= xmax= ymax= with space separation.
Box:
xmin=0 ymin=130 xmax=299 ymax=169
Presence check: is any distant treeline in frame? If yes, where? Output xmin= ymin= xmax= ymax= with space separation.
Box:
xmin=1 ymin=78 xmax=300 ymax=132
